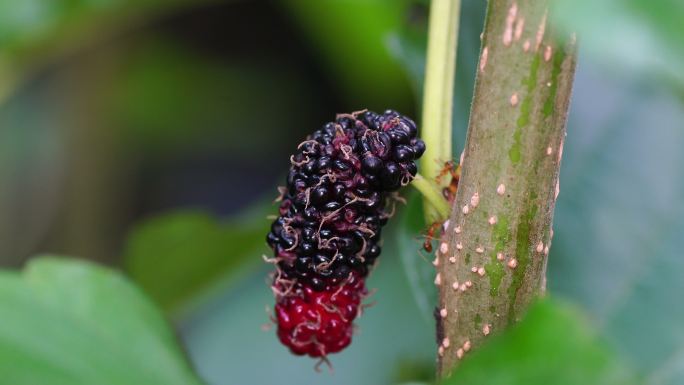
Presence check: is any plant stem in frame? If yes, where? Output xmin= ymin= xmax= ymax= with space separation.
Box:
xmin=420 ymin=0 xmax=460 ymax=223
xmin=411 ymin=174 xmax=450 ymax=220
xmin=435 ymin=0 xmax=577 ymax=377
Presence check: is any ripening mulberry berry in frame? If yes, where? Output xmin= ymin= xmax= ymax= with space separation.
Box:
xmin=267 ymin=109 xmax=424 ymax=357
xmin=274 ymin=272 xmax=366 ymax=356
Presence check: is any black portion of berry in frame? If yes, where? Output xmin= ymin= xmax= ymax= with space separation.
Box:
xmin=268 ymin=110 xmax=424 ymax=288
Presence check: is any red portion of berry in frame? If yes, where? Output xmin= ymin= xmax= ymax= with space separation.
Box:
xmin=274 ymin=273 xmax=366 ymax=357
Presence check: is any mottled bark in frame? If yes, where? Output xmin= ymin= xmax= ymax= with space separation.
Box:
xmin=435 ymin=0 xmax=577 ymax=377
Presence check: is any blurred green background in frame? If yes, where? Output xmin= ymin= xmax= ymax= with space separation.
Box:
xmin=0 ymin=0 xmax=683 ymax=384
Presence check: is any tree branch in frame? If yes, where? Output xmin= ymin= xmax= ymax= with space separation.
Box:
xmin=435 ymin=0 xmax=577 ymax=377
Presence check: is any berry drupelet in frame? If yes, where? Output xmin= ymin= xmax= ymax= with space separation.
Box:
xmin=267 ymin=109 xmax=424 ymax=357
xmin=274 ymin=272 xmax=366 ymax=356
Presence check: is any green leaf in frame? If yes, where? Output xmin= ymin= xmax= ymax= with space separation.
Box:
xmin=0 ymin=0 xmax=211 ymax=55
xmin=108 ymin=40 xmax=323 ymax=156
xmin=394 ymin=193 xmax=436 ymax=324
xmin=0 ymin=0 xmax=221 ymax=103
xmin=279 ymin=0 xmax=413 ymax=110
xmin=387 ymin=24 xmax=427 ymax=103
xmin=550 ymin=73 xmax=684 ymax=385
xmin=443 ymin=300 xmax=640 ymax=385
xmin=552 ymin=0 xmax=684 ymax=88
xmin=0 ymin=257 xmax=203 ymax=385
xmin=123 ymin=210 xmax=269 ymax=312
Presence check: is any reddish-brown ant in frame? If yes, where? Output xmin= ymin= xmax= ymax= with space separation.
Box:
xmin=422 ymin=160 xmax=461 ymax=253
xmin=436 ymin=160 xmax=461 ymax=203
xmin=435 ymin=160 xmax=456 ymax=185
xmin=423 ymin=221 xmax=442 ymax=252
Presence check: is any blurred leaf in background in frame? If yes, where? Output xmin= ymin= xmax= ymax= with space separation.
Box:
xmin=0 ymin=84 xmax=66 ymax=266
xmin=123 ymin=208 xmax=269 ymax=313
xmin=107 ymin=38 xmax=326 ymax=157
xmin=443 ymin=300 xmax=640 ymax=385
xmin=394 ymin=193 xmax=436 ymax=325
xmin=0 ymin=257 xmax=203 ymax=385
xmin=0 ymin=0 xmax=347 ymax=264
xmin=549 ymin=66 xmax=684 ymax=385
xmin=0 ymin=0 xmax=217 ymax=101
xmin=553 ymin=0 xmax=684 ymax=90
xmin=279 ymin=0 xmax=415 ymax=113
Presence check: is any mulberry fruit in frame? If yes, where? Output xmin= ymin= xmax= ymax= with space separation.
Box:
xmin=267 ymin=109 xmax=424 ymax=357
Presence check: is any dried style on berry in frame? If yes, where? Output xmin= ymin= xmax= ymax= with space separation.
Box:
xmin=266 ymin=109 xmax=424 ymax=357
